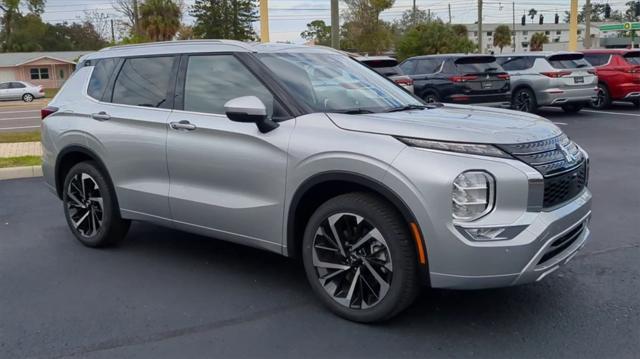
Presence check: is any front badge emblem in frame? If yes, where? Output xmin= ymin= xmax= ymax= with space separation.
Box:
xmin=558 ymin=143 xmax=577 ymax=164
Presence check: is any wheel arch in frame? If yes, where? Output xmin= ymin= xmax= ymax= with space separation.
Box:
xmin=54 ymin=145 xmax=114 ymax=201
xmin=286 ymin=171 xmax=417 ymax=259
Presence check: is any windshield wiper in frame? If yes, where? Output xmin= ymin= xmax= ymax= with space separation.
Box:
xmin=333 ymin=108 xmax=375 ymax=114
xmin=385 ymin=104 xmax=429 ymax=113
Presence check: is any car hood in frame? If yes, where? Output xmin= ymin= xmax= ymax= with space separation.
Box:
xmin=326 ymin=104 xmax=562 ymax=144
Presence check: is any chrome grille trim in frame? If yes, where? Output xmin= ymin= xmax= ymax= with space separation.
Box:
xmin=497 ymin=134 xmax=584 ymax=176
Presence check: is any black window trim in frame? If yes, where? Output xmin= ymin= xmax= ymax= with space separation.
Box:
xmin=108 ymin=54 xmax=179 ymax=109
xmin=173 ymin=52 xmax=298 ymax=121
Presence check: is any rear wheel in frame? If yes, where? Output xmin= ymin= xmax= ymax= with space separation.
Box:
xmin=561 ymin=103 xmax=584 ymax=113
xmin=633 ymin=99 xmax=640 ymax=108
xmin=22 ymin=93 xmax=34 ymax=102
xmin=302 ymin=192 xmax=421 ymax=323
xmin=512 ymin=88 xmax=537 ymax=113
xmin=423 ymin=92 xmax=439 ymax=104
xmin=63 ymin=161 xmax=130 ymax=248
xmin=591 ymin=83 xmax=611 ymax=110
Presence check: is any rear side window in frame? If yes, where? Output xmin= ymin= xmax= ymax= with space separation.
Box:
xmin=399 ymin=60 xmax=416 ymax=75
xmin=87 ymin=58 xmax=118 ymax=100
xmin=371 ymin=66 xmax=402 ymax=76
xmin=416 ymin=59 xmax=441 ymax=74
xmin=450 ymin=57 xmax=501 ymax=73
xmin=583 ymin=54 xmax=611 ymax=67
xmin=10 ymin=82 xmax=26 ymax=88
xmin=183 ymin=55 xmax=276 ymax=116
xmin=112 ymin=56 xmax=175 ymax=107
xmin=623 ymin=52 xmax=640 ymax=65
xmin=547 ymin=54 xmax=590 ymax=69
xmin=496 ymin=56 xmax=533 ymax=71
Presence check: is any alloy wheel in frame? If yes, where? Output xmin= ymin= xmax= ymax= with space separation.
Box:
xmin=311 ymin=212 xmax=393 ymax=310
xmin=23 ymin=94 xmax=34 ymax=102
xmin=514 ymin=90 xmax=531 ymax=112
xmin=66 ymin=173 xmax=104 ymax=237
xmin=424 ymin=94 xmax=438 ymax=104
xmin=592 ymin=87 xmax=606 ymax=108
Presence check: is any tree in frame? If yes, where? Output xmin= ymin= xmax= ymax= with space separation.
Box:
xmin=528 ymin=8 xmax=537 ymax=23
xmin=0 ymin=0 xmax=45 ymax=51
xmin=341 ymin=0 xmax=395 ymax=54
xmin=84 ymin=9 xmax=112 ymax=42
xmin=177 ymin=24 xmax=194 ymax=40
xmin=301 ymin=20 xmax=331 ymax=46
xmin=529 ymin=32 xmax=548 ymax=51
xmin=114 ymin=0 xmax=139 ymax=36
xmin=190 ymin=0 xmax=258 ymax=41
xmin=139 ymin=0 xmax=182 ymax=41
xmin=396 ymin=20 xmax=477 ymax=60
xmin=493 ymin=24 xmax=511 ymax=53
xmin=392 ymin=8 xmax=432 ymax=36
xmin=451 ymin=24 xmax=468 ymax=37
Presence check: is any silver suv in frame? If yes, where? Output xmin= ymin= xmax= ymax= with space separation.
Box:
xmin=496 ymin=52 xmax=597 ymax=113
xmin=42 ymin=41 xmax=592 ymax=323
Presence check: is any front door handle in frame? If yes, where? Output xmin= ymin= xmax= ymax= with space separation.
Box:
xmin=91 ymin=111 xmax=111 ymax=121
xmin=170 ymin=120 xmax=197 ymax=131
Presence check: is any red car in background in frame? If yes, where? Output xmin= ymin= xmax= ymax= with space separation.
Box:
xmin=582 ymin=50 xmax=640 ymax=109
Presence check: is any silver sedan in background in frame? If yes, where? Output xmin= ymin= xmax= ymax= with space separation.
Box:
xmin=496 ymin=52 xmax=597 ymax=113
xmin=0 ymin=81 xmax=45 ymax=102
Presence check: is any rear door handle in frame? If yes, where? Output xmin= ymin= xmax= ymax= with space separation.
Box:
xmin=91 ymin=112 xmax=111 ymax=121
xmin=170 ymin=120 xmax=197 ymax=131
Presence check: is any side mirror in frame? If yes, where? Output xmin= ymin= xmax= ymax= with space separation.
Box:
xmin=224 ymin=96 xmax=279 ymax=133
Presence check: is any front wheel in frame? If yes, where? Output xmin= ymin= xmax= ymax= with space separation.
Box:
xmin=561 ymin=103 xmax=584 ymax=113
xmin=63 ymin=161 xmax=130 ymax=247
xmin=512 ymin=88 xmax=537 ymax=113
xmin=423 ymin=92 xmax=439 ymax=104
xmin=633 ymin=99 xmax=640 ymax=108
xmin=302 ymin=193 xmax=421 ymax=323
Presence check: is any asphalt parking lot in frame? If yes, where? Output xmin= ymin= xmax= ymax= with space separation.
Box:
xmin=1 ymin=104 xmax=639 ymax=358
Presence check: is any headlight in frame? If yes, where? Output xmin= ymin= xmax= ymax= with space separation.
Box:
xmin=397 ymin=137 xmax=511 ymax=158
xmin=452 ymin=171 xmax=495 ymax=221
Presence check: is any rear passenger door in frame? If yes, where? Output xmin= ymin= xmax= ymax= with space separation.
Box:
xmin=165 ymin=53 xmax=294 ymax=251
xmin=84 ymin=56 xmax=177 ymax=221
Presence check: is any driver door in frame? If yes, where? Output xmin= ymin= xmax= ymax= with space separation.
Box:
xmin=166 ymin=54 xmax=294 ymax=251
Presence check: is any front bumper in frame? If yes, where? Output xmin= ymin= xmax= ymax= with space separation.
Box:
xmin=538 ymin=86 xmax=597 ymax=106
xmin=386 ymin=146 xmax=592 ymax=290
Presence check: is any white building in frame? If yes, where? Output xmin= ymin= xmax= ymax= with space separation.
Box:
xmin=463 ymin=23 xmax=601 ymax=53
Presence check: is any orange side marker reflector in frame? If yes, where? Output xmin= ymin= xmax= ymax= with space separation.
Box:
xmin=410 ymin=222 xmax=426 ymax=265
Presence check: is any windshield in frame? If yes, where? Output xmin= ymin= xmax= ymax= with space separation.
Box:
xmin=258 ymin=52 xmax=422 ymax=114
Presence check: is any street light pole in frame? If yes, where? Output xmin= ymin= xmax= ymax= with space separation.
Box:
xmin=260 ymin=0 xmax=270 ymax=43
xmin=331 ymin=0 xmax=340 ymax=49
xmin=478 ymin=0 xmax=483 ymax=53
xmin=569 ymin=0 xmax=578 ymax=51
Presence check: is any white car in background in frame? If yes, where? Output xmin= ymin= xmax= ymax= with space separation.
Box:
xmin=355 ymin=56 xmax=415 ymax=93
xmin=0 ymin=81 xmax=45 ymax=102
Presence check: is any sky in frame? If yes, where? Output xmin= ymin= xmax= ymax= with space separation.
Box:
xmin=38 ymin=0 xmax=637 ymax=43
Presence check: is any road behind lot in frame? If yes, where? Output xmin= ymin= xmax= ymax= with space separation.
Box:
xmin=0 ymin=102 xmax=42 ymax=132
xmin=1 ymin=107 xmax=639 ymax=358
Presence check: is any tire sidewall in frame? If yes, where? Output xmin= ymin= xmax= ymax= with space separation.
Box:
xmin=62 ymin=162 xmax=117 ymax=247
xmin=301 ymin=195 xmax=415 ymax=322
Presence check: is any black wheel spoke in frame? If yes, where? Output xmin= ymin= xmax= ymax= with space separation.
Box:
xmin=66 ymin=172 xmax=103 ymax=238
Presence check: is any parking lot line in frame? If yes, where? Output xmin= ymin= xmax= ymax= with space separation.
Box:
xmin=553 ymin=122 xmax=568 ymax=126
xmin=582 ymin=109 xmax=640 ymax=117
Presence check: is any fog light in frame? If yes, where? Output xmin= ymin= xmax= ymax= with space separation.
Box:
xmin=452 ymin=171 xmax=494 ymax=221
xmin=465 ymin=227 xmax=506 ymax=241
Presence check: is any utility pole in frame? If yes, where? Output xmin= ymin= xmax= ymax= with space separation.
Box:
xmin=331 ymin=0 xmax=339 ymax=49
xmin=132 ymin=0 xmax=140 ymax=37
xmin=260 ymin=0 xmax=269 ymax=42
xmin=512 ymin=2 xmax=516 ymax=52
xmin=448 ymin=3 xmax=452 ymax=24
xmin=428 ymin=9 xmax=431 ymax=21
xmin=584 ymin=0 xmax=592 ymax=49
xmin=110 ymin=19 xmax=115 ymax=43
xmin=478 ymin=0 xmax=483 ymax=53
xmin=413 ymin=0 xmax=417 ymax=26
xmin=569 ymin=0 xmax=578 ymax=51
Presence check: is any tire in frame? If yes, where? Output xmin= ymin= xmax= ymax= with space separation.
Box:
xmin=561 ymin=103 xmax=584 ymax=113
xmin=22 ymin=93 xmax=34 ymax=102
xmin=302 ymin=192 xmax=421 ymax=323
xmin=591 ymin=83 xmax=611 ymax=110
xmin=633 ymin=99 xmax=640 ymax=108
xmin=62 ymin=161 xmax=130 ymax=248
xmin=423 ymin=92 xmax=439 ymax=104
xmin=511 ymin=87 xmax=537 ymax=113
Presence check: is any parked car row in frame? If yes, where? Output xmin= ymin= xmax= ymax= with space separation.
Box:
xmin=356 ymin=49 xmax=640 ymax=113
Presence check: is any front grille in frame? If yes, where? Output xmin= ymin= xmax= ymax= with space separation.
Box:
xmin=543 ymin=163 xmax=587 ymax=207
xmin=537 ymin=223 xmax=585 ymax=265
xmin=498 ymin=134 xmax=588 ymax=208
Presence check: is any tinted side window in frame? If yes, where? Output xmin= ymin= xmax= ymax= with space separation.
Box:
xmin=183 ymin=55 xmax=276 ymax=116
xmin=0 ymin=83 xmax=9 ymax=89
xmin=584 ymin=54 xmax=611 ymax=67
xmin=497 ymin=56 xmax=531 ymax=71
xmin=10 ymin=82 xmax=26 ymax=88
xmin=399 ymin=60 xmax=416 ymax=75
xmin=112 ymin=56 xmax=175 ymax=107
xmin=416 ymin=59 xmax=439 ymax=74
xmin=87 ymin=58 xmax=118 ymax=100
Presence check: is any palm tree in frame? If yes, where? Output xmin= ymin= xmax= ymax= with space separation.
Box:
xmin=139 ymin=0 xmax=182 ymax=41
xmin=530 ymin=32 xmax=549 ymax=51
xmin=493 ymin=25 xmax=512 ymax=53
xmin=528 ymin=8 xmax=538 ymax=24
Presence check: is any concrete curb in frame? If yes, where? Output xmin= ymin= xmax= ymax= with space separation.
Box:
xmin=0 ymin=166 xmax=43 ymax=180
